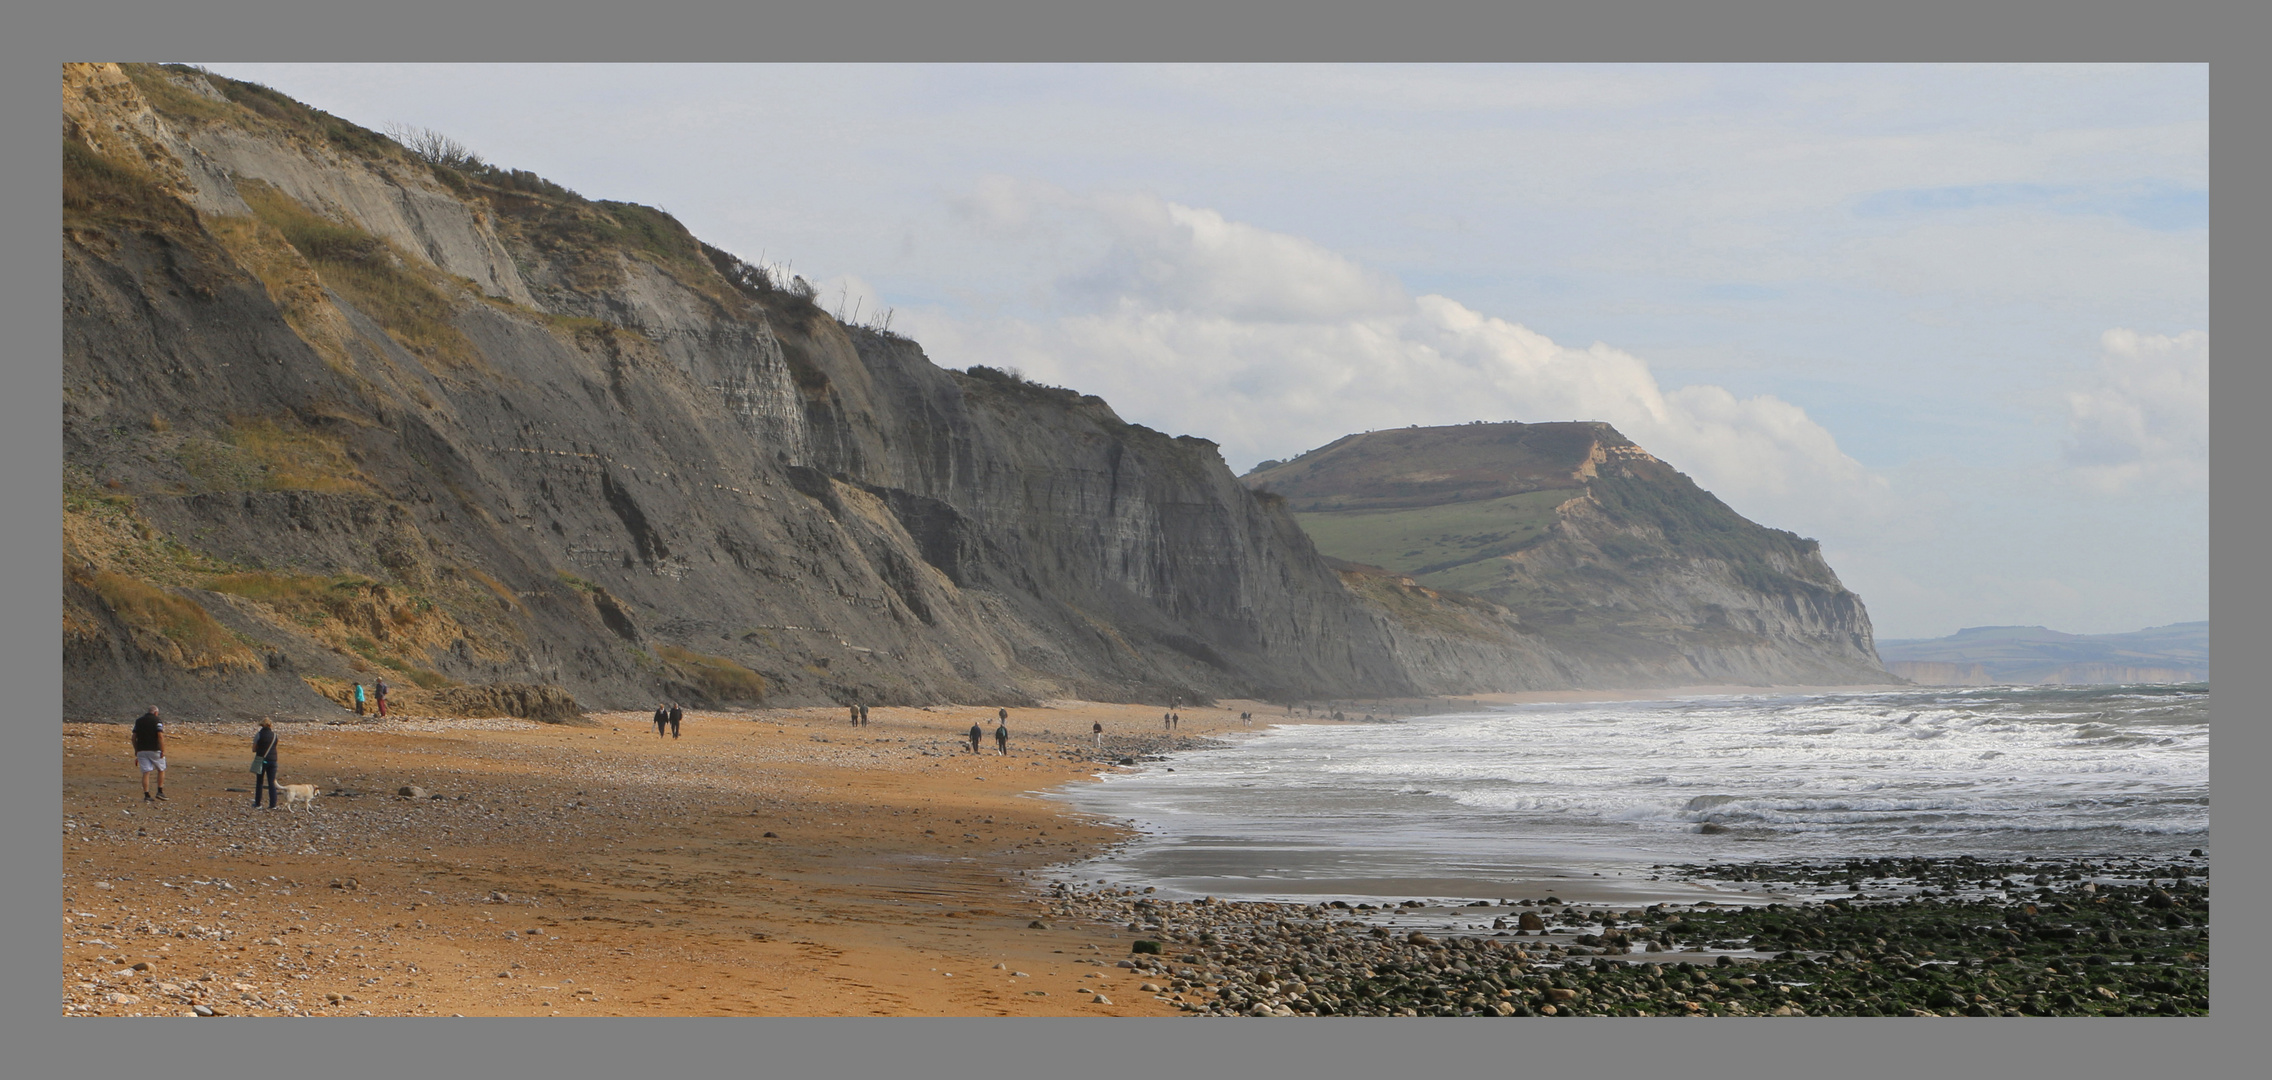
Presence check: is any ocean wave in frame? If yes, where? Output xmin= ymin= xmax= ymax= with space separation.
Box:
xmin=1058 ymin=684 xmax=2209 ymax=877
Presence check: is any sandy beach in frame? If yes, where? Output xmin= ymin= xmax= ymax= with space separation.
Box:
xmin=59 ymin=698 xmax=1335 ymax=1017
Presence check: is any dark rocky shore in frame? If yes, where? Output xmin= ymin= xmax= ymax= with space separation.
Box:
xmin=1045 ymin=854 xmax=2209 ymax=1017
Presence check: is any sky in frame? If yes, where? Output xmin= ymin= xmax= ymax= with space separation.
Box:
xmin=195 ymin=63 xmax=2209 ymax=641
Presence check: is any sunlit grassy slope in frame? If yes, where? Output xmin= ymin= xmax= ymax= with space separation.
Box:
xmin=1292 ymin=488 xmax=1575 ymax=578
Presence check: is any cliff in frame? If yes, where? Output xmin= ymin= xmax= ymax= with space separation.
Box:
xmin=60 ymin=64 xmax=1887 ymax=721
xmin=1245 ymin=421 xmax=1892 ymax=688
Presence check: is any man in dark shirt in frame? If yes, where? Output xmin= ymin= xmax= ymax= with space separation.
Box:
xmin=994 ymin=719 xmax=1010 ymax=756
xmin=374 ymin=678 xmax=390 ymax=718
xmin=968 ymin=722 xmax=984 ymax=754
xmin=131 ymin=707 xmax=167 ymax=802
xmin=653 ymin=703 xmax=668 ymax=737
xmin=669 ymin=702 xmax=683 ymax=739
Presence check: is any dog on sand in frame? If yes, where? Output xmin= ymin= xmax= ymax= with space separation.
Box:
xmin=280 ymin=784 xmax=319 ymax=811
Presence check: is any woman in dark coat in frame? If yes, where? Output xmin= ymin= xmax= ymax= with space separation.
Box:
xmin=252 ymin=718 xmax=280 ymax=809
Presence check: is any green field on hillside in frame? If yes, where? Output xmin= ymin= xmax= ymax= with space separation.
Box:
xmin=1293 ymin=488 xmax=1577 ymax=576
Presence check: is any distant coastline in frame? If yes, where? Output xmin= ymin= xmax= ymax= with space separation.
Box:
xmin=1877 ymin=622 xmax=2205 ymax=686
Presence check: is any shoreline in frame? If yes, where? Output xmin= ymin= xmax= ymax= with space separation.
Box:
xmin=60 ymin=690 xmax=2203 ymax=1017
xmin=1441 ymin=683 xmax=1914 ymax=706
xmin=1041 ymin=682 xmax=1955 ymax=908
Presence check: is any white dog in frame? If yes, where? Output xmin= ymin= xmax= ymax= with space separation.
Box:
xmin=279 ymin=784 xmax=319 ymax=812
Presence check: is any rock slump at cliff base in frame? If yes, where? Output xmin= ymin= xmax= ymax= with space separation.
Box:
xmin=60 ymin=64 xmax=1890 ymax=720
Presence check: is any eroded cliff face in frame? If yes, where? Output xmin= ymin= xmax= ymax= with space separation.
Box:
xmin=59 ymin=63 xmax=1415 ymax=719
xmin=1248 ymin=423 xmax=1891 ymax=690
xmin=60 ymin=64 xmax=1886 ymax=721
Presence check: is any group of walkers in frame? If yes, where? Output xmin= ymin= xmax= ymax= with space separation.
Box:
xmin=967 ymin=708 xmax=1013 ymax=755
xmin=126 ymin=706 xmax=290 ymax=809
xmin=120 ymin=692 xmax=1246 ymax=816
xmin=348 ymin=679 xmax=389 ymax=718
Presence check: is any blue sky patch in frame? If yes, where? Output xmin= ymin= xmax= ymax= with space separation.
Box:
xmin=1854 ymin=182 xmax=2206 ymax=232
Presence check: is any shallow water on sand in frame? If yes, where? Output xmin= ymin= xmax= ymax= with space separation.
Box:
xmin=1049 ymin=685 xmax=2208 ymax=902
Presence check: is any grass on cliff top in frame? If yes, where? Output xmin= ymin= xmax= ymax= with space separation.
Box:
xmin=126 ymin=64 xmax=399 ymax=164
xmin=1247 ymin=421 xmax=1619 ymax=510
xmin=119 ymin=64 xmax=238 ymax=125
xmin=1294 ymin=489 xmax=1575 ymax=577
xmin=236 ymin=180 xmax=483 ymax=372
xmin=478 ymin=177 xmax=734 ymax=303
xmin=120 ymin=65 xmax=804 ymax=355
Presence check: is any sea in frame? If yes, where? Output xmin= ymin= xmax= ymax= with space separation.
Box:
xmin=1047 ymin=685 xmax=2208 ymax=904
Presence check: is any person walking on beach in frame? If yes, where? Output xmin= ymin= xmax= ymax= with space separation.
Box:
xmin=653 ymin=703 xmax=668 ymax=737
xmin=995 ymin=719 xmax=1010 ymax=755
xmin=669 ymin=702 xmax=683 ymax=739
xmin=968 ymin=722 xmax=984 ymax=754
xmin=131 ymin=706 xmax=167 ymax=802
xmin=1164 ymin=711 xmax=1172 ymax=731
xmin=1093 ymin=720 xmax=1104 ymax=749
xmin=850 ymin=704 xmax=861 ymax=727
xmin=860 ymin=704 xmax=870 ymax=727
xmin=373 ymin=678 xmax=389 ymax=718
xmin=352 ymin=682 xmax=366 ymax=716
xmin=251 ymin=718 xmax=280 ymax=810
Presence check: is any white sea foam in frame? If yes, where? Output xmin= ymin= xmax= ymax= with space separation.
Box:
xmin=1051 ymin=684 xmax=2208 ymax=900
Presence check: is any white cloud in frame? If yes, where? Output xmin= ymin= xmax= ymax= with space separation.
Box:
xmin=2061 ymin=328 xmax=2208 ymax=493
xmin=907 ymin=188 xmax=1889 ymax=539
xmin=1069 ymin=196 xmax=1411 ymax=323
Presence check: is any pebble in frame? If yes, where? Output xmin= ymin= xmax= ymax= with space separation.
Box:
xmin=1030 ymin=852 xmax=2209 ymax=1018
